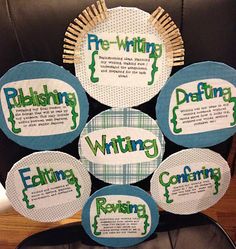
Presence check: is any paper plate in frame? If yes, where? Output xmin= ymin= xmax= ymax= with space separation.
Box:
xmin=150 ymin=148 xmax=231 ymax=214
xmin=78 ymin=108 xmax=165 ymax=184
xmin=63 ymin=2 xmax=184 ymax=107
xmin=0 ymin=61 xmax=89 ymax=150
xmin=6 ymin=151 xmax=91 ymax=222
xmin=156 ymin=61 xmax=236 ymax=147
xmin=82 ymin=185 xmax=159 ymax=247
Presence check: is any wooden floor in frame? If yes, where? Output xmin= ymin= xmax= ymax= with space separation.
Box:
xmin=0 ymin=176 xmax=235 ymax=249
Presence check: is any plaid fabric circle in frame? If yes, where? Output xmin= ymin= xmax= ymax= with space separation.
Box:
xmin=78 ymin=108 xmax=165 ymax=184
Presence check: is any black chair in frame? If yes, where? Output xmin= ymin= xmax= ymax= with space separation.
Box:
xmin=16 ymin=212 xmax=236 ymax=249
xmin=0 ymin=0 xmax=235 ymax=191
xmin=0 ymin=1 xmax=235 ymax=248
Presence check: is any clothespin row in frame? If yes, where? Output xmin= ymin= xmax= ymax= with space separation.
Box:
xmin=63 ymin=0 xmax=108 ymax=64
xmin=149 ymin=7 xmax=185 ymax=67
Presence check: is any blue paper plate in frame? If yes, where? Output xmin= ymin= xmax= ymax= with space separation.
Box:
xmin=0 ymin=61 xmax=89 ymax=150
xmin=156 ymin=61 xmax=236 ymax=147
xmin=82 ymin=185 xmax=159 ymax=247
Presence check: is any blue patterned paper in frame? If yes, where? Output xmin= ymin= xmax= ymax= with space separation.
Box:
xmin=156 ymin=61 xmax=236 ymax=147
xmin=82 ymin=185 xmax=159 ymax=247
xmin=0 ymin=61 xmax=89 ymax=150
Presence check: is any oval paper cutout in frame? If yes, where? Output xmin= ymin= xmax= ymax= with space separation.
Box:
xmin=82 ymin=185 xmax=159 ymax=247
xmin=78 ymin=108 xmax=165 ymax=184
xmin=156 ymin=61 xmax=236 ymax=147
xmin=150 ymin=148 xmax=231 ymax=214
xmin=75 ymin=7 xmax=172 ymax=107
xmin=6 ymin=151 xmax=91 ymax=222
xmin=0 ymin=61 xmax=89 ymax=150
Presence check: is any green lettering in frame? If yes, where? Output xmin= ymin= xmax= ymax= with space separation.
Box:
xmin=101 ymin=40 xmax=110 ymax=50
xmin=105 ymin=203 xmax=114 ymax=213
xmin=96 ymin=197 xmax=107 ymax=215
xmin=85 ymin=135 xmax=107 ymax=156
xmin=143 ymin=139 xmax=158 ymax=158
xmin=116 ymin=36 xmax=128 ymax=50
xmin=222 ymin=87 xmax=231 ymax=102
xmin=191 ymin=93 xmax=199 ymax=102
xmin=176 ymin=88 xmax=186 ymax=105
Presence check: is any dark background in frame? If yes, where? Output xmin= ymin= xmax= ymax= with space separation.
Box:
xmin=0 ymin=0 xmax=235 ymax=192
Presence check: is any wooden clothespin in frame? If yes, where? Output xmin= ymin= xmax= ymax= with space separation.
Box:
xmin=149 ymin=6 xmax=185 ymax=67
xmin=63 ymin=0 xmax=108 ymax=64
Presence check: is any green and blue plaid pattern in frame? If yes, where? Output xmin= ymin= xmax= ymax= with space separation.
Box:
xmin=78 ymin=108 xmax=165 ymax=184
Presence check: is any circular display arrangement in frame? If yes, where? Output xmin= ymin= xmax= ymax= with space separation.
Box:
xmin=0 ymin=61 xmax=89 ymax=150
xmin=150 ymin=148 xmax=231 ymax=214
xmin=156 ymin=61 xmax=236 ymax=147
xmin=82 ymin=185 xmax=159 ymax=247
xmin=6 ymin=151 xmax=91 ymax=222
xmin=75 ymin=7 xmax=172 ymax=107
xmin=78 ymin=108 xmax=165 ymax=184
